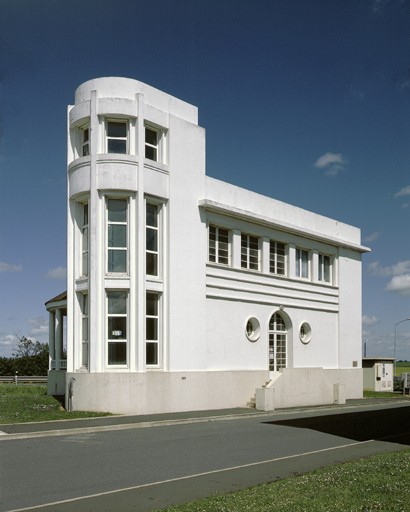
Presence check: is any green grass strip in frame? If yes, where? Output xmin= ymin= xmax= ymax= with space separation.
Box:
xmin=160 ymin=450 xmax=410 ymax=512
xmin=0 ymin=384 xmax=111 ymax=424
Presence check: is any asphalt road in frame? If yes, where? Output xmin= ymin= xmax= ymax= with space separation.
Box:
xmin=1 ymin=401 xmax=409 ymax=512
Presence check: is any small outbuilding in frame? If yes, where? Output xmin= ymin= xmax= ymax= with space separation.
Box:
xmin=362 ymin=357 xmax=395 ymax=392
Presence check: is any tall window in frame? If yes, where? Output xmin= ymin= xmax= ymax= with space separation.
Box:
xmin=296 ymin=248 xmax=309 ymax=278
xmin=145 ymin=126 xmax=159 ymax=161
xmin=209 ymin=225 xmax=230 ymax=265
xmin=269 ymin=240 xmax=286 ymax=275
xmin=107 ymin=199 xmax=127 ymax=273
xmin=146 ymin=203 xmax=159 ymax=277
xmin=146 ymin=292 xmax=160 ymax=366
xmin=81 ymin=294 xmax=89 ymax=368
xmin=106 ymin=120 xmax=128 ymax=154
xmin=82 ymin=126 xmax=90 ymax=156
xmin=268 ymin=312 xmax=287 ymax=371
xmin=318 ymin=253 xmax=331 ymax=283
xmin=241 ymin=234 xmax=260 ymax=271
xmin=107 ymin=291 xmax=127 ymax=365
xmin=82 ymin=203 xmax=89 ymax=277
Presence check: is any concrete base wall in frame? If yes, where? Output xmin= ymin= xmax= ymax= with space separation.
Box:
xmin=255 ymin=368 xmax=363 ymax=411
xmin=64 ymin=371 xmax=269 ymax=415
xmin=58 ymin=367 xmax=363 ymax=415
xmin=47 ymin=370 xmax=66 ymax=396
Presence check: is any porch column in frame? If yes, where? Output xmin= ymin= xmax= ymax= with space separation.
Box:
xmin=55 ymin=309 xmax=63 ymax=370
xmin=48 ymin=311 xmax=56 ymax=370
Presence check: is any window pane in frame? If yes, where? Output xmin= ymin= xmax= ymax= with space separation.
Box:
xmin=324 ymin=255 xmax=331 ymax=282
xmin=146 ymin=228 xmax=158 ymax=251
xmin=108 ymin=291 xmax=127 ymax=314
xmin=146 ymin=342 xmax=158 ymax=365
xmin=146 ymin=203 xmax=158 ymax=227
xmin=145 ymin=128 xmax=157 ymax=145
xmin=108 ymin=224 xmax=126 ymax=248
xmin=108 ymin=139 xmax=127 ymax=154
xmin=108 ymin=317 xmax=126 ymax=339
xmin=146 ymin=252 xmax=158 ymax=276
xmin=146 ymin=293 xmax=158 ymax=316
xmin=145 ymin=145 xmax=157 ymax=161
xmin=108 ymin=200 xmax=127 ymax=222
xmin=108 ymin=342 xmax=127 ymax=365
xmin=82 ymin=341 xmax=89 ymax=367
xmin=82 ymin=318 xmax=89 ymax=341
xmin=301 ymin=250 xmax=308 ymax=277
xmin=83 ymin=205 xmax=88 ymax=225
xmin=82 ymin=252 xmax=88 ymax=276
xmin=108 ymin=250 xmax=126 ymax=272
xmin=83 ymin=294 xmax=88 ymax=315
xmin=107 ymin=122 xmax=127 ymax=137
xmin=146 ymin=318 xmax=158 ymax=340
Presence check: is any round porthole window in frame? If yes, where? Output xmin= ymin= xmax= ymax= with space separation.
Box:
xmin=299 ymin=322 xmax=312 ymax=344
xmin=245 ymin=317 xmax=260 ymax=342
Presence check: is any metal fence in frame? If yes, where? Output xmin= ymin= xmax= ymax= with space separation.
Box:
xmin=0 ymin=375 xmax=48 ymax=384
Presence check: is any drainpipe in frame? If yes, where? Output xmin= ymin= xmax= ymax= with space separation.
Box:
xmin=68 ymin=377 xmax=75 ymax=411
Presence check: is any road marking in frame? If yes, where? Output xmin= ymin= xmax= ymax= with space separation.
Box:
xmin=6 ymin=439 xmax=373 ymax=512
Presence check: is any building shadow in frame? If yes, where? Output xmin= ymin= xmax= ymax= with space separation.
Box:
xmin=264 ymin=406 xmax=410 ymax=446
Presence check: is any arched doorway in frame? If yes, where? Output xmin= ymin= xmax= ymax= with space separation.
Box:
xmin=268 ymin=311 xmax=287 ymax=371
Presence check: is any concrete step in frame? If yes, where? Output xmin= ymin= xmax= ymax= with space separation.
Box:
xmin=247 ymin=396 xmax=256 ymax=408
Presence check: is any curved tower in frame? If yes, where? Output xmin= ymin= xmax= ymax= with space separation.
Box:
xmin=67 ymin=77 xmax=206 ymax=379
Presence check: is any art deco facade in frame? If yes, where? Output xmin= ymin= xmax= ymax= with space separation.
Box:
xmin=47 ymin=77 xmax=369 ymax=414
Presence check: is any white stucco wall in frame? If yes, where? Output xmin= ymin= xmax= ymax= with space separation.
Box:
xmin=61 ymin=76 xmax=369 ymax=415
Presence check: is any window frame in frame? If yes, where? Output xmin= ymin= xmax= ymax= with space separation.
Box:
xmin=106 ymin=290 xmax=128 ymax=367
xmin=146 ymin=291 xmax=161 ymax=368
xmin=106 ymin=198 xmax=128 ymax=275
xmin=269 ymin=240 xmax=286 ymax=276
xmin=268 ymin=312 xmax=287 ymax=372
xmin=209 ymin=225 xmax=230 ymax=266
xmin=241 ymin=233 xmax=260 ymax=271
xmin=106 ymin=119 xmax=129 ymax=154
xmin=80 ymin=293 xmax=89 ymax=368
xmin=81 ymin=203 xmax=89 ymax=277
xmin=146 ymin=201 xmax=161 ymax=278
xmin=82 ymin=125 xmax=90 ymax=157
xmin=318 ymin=253 xmax=332 ymax=283
xmin=295 ymin=248 xmax=309 ymax=279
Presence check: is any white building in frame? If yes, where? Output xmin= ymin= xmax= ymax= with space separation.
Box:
xmin=46 ymin=77 xmax=369 ymax=415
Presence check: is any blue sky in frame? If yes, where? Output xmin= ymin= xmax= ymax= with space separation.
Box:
xmin=0 ymin=0 xmax=409 ymax=359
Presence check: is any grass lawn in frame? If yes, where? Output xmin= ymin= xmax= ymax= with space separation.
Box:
xmin=396 ymin=362 xmax=410 ymax=377
xmin=0 ymin=384 xmax=111 ymax=424
xmin=160 ymin=450 xmax=410 ymax=512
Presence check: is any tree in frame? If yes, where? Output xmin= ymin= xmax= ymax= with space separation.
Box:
xmin=13 ymin=336 xmax=46 ymax=358
xmin=8 ymin=336 xmax=50 ymax=376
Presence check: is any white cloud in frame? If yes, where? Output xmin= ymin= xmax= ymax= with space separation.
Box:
xmin=314 ymin=152 xmax=348 ymax=177
xmin=368 ymin=260 xmax=410 ymax=277
xmin=46 ymin=266 xmax=67 ymax=280
xmin=0 ymin=334 xmax=18 ymax=358
xmin=362 ymin=315 xmax=378 ymax=327
xmin=27 ymin=317 xmax=48 ymax=338
xmin=395 ymin=185 xmax=410 ymax=197
xmin=385 ymin=274 xmax=410 ymax=295
xmin=363 ymin=232 xmax=381 ymax=243
xmin=0 ymin=261 xmax=22 ymax=273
